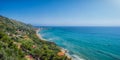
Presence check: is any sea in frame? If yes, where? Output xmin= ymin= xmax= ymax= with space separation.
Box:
xmin=38 ymin=26 xmax=120 ymax=60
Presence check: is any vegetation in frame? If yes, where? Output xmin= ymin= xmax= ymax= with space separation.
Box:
xmin=0 ymin=15 xmax=71 ymax=60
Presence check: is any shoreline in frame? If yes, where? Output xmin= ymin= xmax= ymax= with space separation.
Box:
xmin=35 ymin=28 xmax=85 ymax=60
xmin=35 ymin=28 xmax=72 ymax=59
xmin=35 ymin=28 xmax=46 ymax=40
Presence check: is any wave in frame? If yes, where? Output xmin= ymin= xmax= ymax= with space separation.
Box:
xmin=71 ymin=54 xmax=85 ymax=60
xmin=62 ymin=48 xmax=85 ymax=60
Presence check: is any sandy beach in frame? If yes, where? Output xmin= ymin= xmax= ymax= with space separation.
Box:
xmin=35 ymin=28 xmax=46 ymax=40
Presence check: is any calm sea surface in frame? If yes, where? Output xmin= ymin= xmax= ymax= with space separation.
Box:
xmin=39 ymin=26 xmax=120 ymax=60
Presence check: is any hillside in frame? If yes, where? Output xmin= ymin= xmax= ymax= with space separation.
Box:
xmin=0 ymin=15 xmax=71 ymax=60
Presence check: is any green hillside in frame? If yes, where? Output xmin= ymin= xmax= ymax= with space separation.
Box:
xmin=0 ymin=15 xmax=71 ymax=60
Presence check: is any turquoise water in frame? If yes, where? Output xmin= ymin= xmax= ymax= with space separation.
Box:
xmin=39 ymin=27 xmax=120 ymax=60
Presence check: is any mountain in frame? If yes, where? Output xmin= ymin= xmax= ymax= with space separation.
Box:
xmin=0 ymin=15 xmax=71 ymax=60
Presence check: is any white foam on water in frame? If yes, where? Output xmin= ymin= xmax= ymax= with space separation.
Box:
xmin=71 ymin=54 xmax=85 ymax=60
xmin=61 ymin=48 xmax=85 ymax=60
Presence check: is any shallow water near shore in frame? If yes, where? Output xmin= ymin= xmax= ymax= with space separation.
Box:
xmin=38 ymin=26 xmax=120 ymax=60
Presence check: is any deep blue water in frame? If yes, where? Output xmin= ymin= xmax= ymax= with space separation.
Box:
xmin=39 ymin=26 xmax=120 ymax=60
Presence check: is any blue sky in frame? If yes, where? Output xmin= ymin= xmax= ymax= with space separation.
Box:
xmin=0 ymin=0 xmax=120 ymax=26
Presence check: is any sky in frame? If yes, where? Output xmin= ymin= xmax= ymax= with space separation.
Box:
xmin=0 ymin=0 xmax=120 ymax=26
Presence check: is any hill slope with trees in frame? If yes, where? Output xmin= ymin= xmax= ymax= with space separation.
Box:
xmin=0 ymin=15 xmax=71 ymax=60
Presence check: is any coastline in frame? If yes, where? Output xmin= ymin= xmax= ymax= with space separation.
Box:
xmin=35 ymin=28 xmax=72 ymax=59
xmin=35 ymin=28 xmax=46 ymax=40
xmin=35 ymin=28 xmax=86 ymax=60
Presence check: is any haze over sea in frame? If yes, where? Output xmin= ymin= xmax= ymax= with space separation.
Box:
xmin=38 ymin=26 xmax=120 ymax=60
